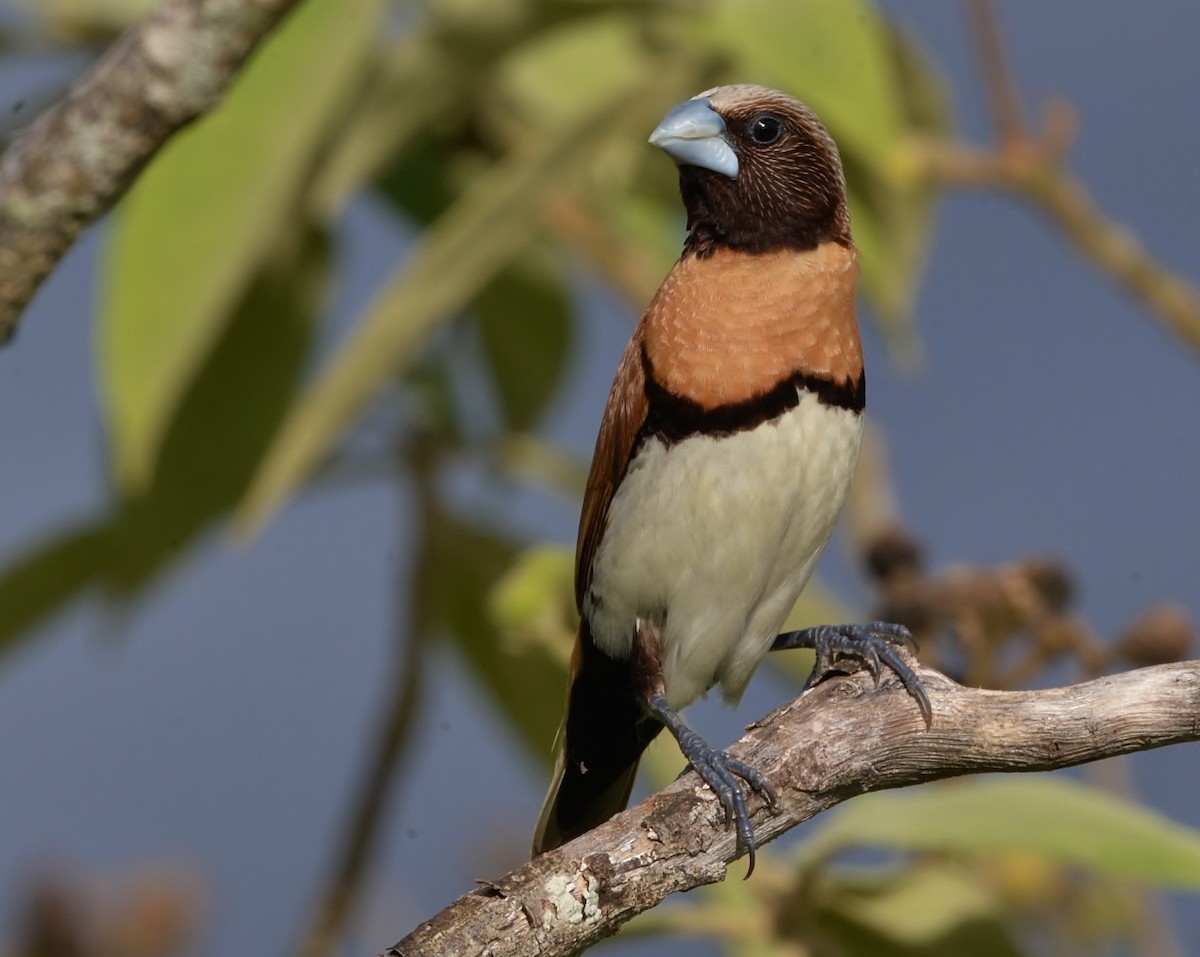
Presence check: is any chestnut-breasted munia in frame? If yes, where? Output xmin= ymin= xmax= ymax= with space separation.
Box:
xmin=532 ymin=85 xmax=928 ymax=872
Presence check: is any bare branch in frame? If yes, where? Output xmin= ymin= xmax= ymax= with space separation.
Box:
xmin=931 ymin=1 xmax=1200 ymax=355
xmin=966 ymin=0 xmax=1028 ymax=144
xmin=912 ymin=135 xmax=1200 ymax=354
xmin=0 ymin=0 xmax=303 ymax=343
xmin=380 ymin=661 xmax=1200 ymax=957
xmin=292 ymin=452 xmax=434 ymax=957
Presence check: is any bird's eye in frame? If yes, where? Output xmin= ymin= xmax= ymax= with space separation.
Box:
xmin=747 ymin=113 xmax=783 ymax=145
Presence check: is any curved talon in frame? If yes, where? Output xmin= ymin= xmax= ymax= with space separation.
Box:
xmin=647 ymin=692 xmax=775 ymax=877
xmin=866 ymin=620 xmax=920 ymax=652
xmin=687 ymin=747 xmax=768 ymax=877
xmin=773 ymin=621 xmax=932 ymax=727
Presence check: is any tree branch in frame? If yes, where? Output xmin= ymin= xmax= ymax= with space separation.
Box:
xmin=380 ymin=661 xmax=1200 ymax=957
xmin=911 ymin=134 xmax=1200 ymax=354
xmin=0 ymin=0 xmax=302 ymax=343
xmin=966 ymin=0 xmax=1028 ymax=145
xmin=907 ymin=0 xmax=1200 ymax=356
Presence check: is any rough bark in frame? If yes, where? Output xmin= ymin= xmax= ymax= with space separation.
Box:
xmin=382 ymin=661 xmax=1200 ymax=956
xmin=0 ymin=0 xmax=303 ymax=342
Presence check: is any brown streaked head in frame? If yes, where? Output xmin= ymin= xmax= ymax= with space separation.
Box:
xmin=649 ymin=84 xmax=850 ymax=256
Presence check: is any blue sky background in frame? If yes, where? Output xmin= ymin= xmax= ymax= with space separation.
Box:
xmin=0 ymin=3 xmax=1197 ymax=956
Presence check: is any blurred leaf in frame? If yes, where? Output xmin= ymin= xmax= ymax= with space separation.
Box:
xmin=494 ymin=432 xmax=588 ymax=499
xmin=103 ymin=224 xmax=327 ymax=595
xmin=699 ymin=0 xmax=904 ymax=166
xmin=797 ymin=777 xmax=1200 ymax=890
xmin=375 ymin=131 xmax=459 ymax=227
xmin=811 ymin=907 xmax=1024 ymax=957
xmin=604 ymin=188 xmax=683 ymax=295
xmin=324 ymin=1 xmax=663 ymax=219
xmin=310 ymin=26 xmax=463 ymax=219
xmin=98 ymin=0 xmax=382 ymax=491
xmin=487 ymin=544 xmax=575 ymax=662
xmin=419 ymin=510 xmax=568 ymax=761
xmin=237 ymin=80 xmax=659 ymax=536
xmin=494 ymin=10 xmax=646 ymax=128
xmin=0 ymin=223 xmax=326 ymax=655
xmin=0 ymin=525 xmax=111 ymax=662
xmin=850 ymin=20 xmax=952 ymax=351
xmin=820 ymin=863 xmax=1007 ymax=948
xmin=632 ymin=856 xmax=1022 ymax=957
xmin=887 ymin=19 xmax=954 ymax=138
xmin=476 ymin=249 xmax=573 ymax=431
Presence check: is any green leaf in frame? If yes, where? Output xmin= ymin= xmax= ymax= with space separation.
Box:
xmin=797 ymin=777 xmax=1200 ymax=891
xmin=817 ymin=864 xmax=1009 ymax=949
xmin=310 ymin=25 xmax=465 ymax=219
xmin=476 ymin=249 xmax=573 ymax=431
xmin=0 ymin=222 xmax=326 ymax=656
xmin=494 ymin=10 xmax=647 ymax=128
xmin=812 ymin=903 xmax=1024 ymax=957
xmin=236 ymin=81 xmax=659 ymax=536
xmin=486 ymin=544 xmax=576 ymax=661
xmin=0 ymin=525 xmax=111 ymax=663
xmin=103 ymin=223 xmax=326 ymax=595
xmin=849 ymin=21 xmax=952 ymax=352
xmin=698 ymin=0 xmax=905 ymax=168
xmin=419 ymin=510 xmax=568 ymax=762
xmin=98 ymin=0 xmax=382 ymax=491
xmin=374 ymin=131 xmax=460 ymax=227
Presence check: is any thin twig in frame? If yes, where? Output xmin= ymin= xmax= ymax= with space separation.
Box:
xmin=291 ymin=449 xmax=433 ymax=957
xmin=936 ymin=0 xmax=1200 ymax=354
xmin=380 ymin=661 xmax=1200 ymax=957
xmin=0 ymin=0 xmax=303 ymax=342
xmin=911 ymin=137 xmax=1200 ymax=353
xmin=966 ymin=0 xmax=1028 ymax=144
xmin=293 ymin=630 xmax=426 ymax=957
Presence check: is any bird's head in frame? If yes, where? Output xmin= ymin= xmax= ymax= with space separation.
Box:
xmin=650 ymin=85 xmax=850 ymax=257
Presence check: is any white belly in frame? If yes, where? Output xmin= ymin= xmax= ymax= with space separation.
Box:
xmin=584 ymin=392 xmax=863 ymax=709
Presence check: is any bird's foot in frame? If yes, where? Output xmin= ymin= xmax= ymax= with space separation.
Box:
xmin=772 ymin=621 xmax=931 ymax=726
xmin=646 ymin=691 xmax=776 ymax=877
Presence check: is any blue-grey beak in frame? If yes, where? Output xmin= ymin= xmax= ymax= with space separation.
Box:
xmin=649 ymin=97 xmax=739 ymax=180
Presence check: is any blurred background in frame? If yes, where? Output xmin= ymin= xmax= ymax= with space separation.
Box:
xmin=0 ymin=1 xmax=1198 ymax=955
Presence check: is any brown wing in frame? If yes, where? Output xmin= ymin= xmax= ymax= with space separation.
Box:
xmin=574 ymin=322 xmax=649 ymax=612
xmin=532 ymin=326 xmax=649 ymax=858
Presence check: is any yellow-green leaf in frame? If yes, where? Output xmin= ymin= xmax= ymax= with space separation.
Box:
xmin=798 ymin=777 xmax=1200 ymax=890
xmin=98 ymin=0 xmax=382 ymax=490
xmin=0 ymin=222 xmax=325 ymax=655
xmin=824 ymin=863 xmax=1005 ymax=947
xmin=698 ymin=0 xmax=904 ymax=169
xmin=851 ymin=20 xmax=952 ymax=350
xmin=494 ymin=11 xmax=646 ymax=129
xmin=0 ymin=524 xmax=111 ymax=661
xmin=103 ymin=223 xmax=326 ymax=595
xmin=477 ymin=249 xmax=573 ymax=431
xmin=487 ymin=544 xmax=575 ymax=663
xmin=419 ymin=511 xmax=569 ymax=762
xmin=236 ymin=81 xmax=661 ymax=535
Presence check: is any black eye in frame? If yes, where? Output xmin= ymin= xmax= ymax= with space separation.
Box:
xmin=748 ymin=113 xmax=783 ymax=145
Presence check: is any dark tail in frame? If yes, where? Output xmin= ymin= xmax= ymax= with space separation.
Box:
xmin=532 ymin=621 xmax=662 ymax=856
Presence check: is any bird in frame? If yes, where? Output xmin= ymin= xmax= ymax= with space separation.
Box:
xmin=531 ymin=84 xmax=929 ymax=873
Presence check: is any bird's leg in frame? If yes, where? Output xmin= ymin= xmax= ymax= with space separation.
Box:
xmin=629 ymin=618 xmax=776 ymax=876
xmin=643 ymin=690 xmax=777 ymax=877
xmin=772 ymin=622 xmax=932 ymax=726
